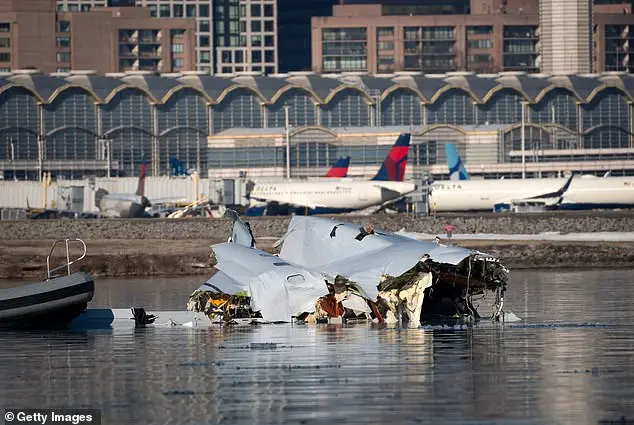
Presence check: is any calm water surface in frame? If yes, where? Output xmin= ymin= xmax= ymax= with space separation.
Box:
xmin=1 ymin=270 xmax=633 ymax=425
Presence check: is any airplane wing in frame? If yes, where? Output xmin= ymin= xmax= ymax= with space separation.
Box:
xmin=494 ymin=174 xmax=574 ymax=207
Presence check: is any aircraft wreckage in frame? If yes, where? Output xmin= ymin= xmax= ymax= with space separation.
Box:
xmin=187 ymin=211 xmax=509 ymax=327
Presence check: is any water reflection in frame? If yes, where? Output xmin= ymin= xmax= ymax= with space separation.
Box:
xmin=0 ymin=270 xmax=633 ymax=424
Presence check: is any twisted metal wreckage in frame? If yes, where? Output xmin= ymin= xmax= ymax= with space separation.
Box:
xmin=187 ymin=211 xmax=509 ymax=327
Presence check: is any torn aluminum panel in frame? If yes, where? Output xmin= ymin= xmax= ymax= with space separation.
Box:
xmin=276 ymin=216 xmax=508 ymax=325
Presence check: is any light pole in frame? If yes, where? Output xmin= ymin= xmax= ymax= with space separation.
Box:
xmin=10 ymin=138 xmax=16 ymax=180
xmin=284 ymin=106 xmax=291 ymax=179
xmin=520 ymin=101 xmax=527 ymax=179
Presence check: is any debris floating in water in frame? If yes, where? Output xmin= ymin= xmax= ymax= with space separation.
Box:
xmin=187 ymin=211 xmax=510 ymax=327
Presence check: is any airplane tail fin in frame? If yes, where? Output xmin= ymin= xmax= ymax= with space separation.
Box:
xmin=445 ymin=143 xmax=470 ymax=181
xmin=325 ymin=156 xmax=350 ymax=178
xmin=170 ymin=157 xmax=188 ymax=176
xmin=371 ymin=133 xmax=411 ymax=181
xmin=135 ymin=159 xmax=148 ymax=196
xmin=95 ymin=188 xmax=108 ymax=208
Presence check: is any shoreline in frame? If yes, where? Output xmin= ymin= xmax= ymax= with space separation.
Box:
xmin=2 ymin=238 xmax=633 ymax=280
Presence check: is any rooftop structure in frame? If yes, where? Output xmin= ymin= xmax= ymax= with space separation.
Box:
xmin=0 ymin=70 xmax=633 ymax=180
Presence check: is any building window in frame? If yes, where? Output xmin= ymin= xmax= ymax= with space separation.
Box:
xmin=0 ymin=23 xmax=9 ymax=33
xmin=265 ymin=66 xmax=274 ymax=74
xmin=186 ymin=5 xmax=196 ymax=17
xmin=252 ymin=35 xmax=262 ymax=46
xmin=174 ymin=4 xmax=183 ymax=17
xmin=264 ymin=20 xmax=274 ymax=32
xmin=251 ymin=4 xmax=261 ymax=16
xmin=265 ymin=35 xmax=274 ymax=47
xmin=322 ymin=27 xmax=367 ymax=72
xmin=0 ymin=53 xmax=10 ymax=62
xmin=200 ymin=51 xmax=211 ymax=63
xmin=468 ymin=26 xmax=493 ymax=36
xmin=56 ymin=37 xmax=70 ymax=48
xmin=252 ymin=50 xmax=262 ymax=63
xmin=56 ymin=52 xmax=70 ymax=62
xmin=0 ymin=38 xmax=10 ymax=48
xmin=222 ymin=66 xmax=232 ymax=73
xmin=264 ymin=4 xmax=274 ymax=16
xmin=81 ymin=4 xmax=91 ymax=11
xmin=56 ymin=67 xmax=70 ymax=72
xmin=377 ymin=27 xmax=394 ymax=37
xmin=251 ymin=21 xmax=261 ymax=32
xmin=149 ymin=5 xmax=157 ymax=17
xmin=159 ymin=4 xmax=170 ymax=17
xmin=199 ymin=35 xmax=210 ymax=47
xmin=200 ymin=20 xmax=210 ymax=32
xmin=235 ymin=51 xmax=244 ymax=63
xmin=468 ymin=39 xmax=492 ymax=49
xmin=68 ymin=4 xmax=79 ymax=12
xmin=57 ymin=21 xmax=70 ymax=32
xmin=173 ymin=58 xmax=184 ymax=68
xmin=171 ymin=43 xmax=184 ymax=53
xmin=378 ymin=40 xmax=394 ymax=50
xmin=265 ymin=50 xmax=274 ymax=63
xmin=199 ymin=4 xmax=209 ymax=17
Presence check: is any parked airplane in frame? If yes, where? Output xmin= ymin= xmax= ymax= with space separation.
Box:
xmin=95 ymin=162 xmax=151 ymax=218
xmin=246 ymin=133 xmax=415 ymax=215
xmin=430 ymin=147 xmax=634 ymax=212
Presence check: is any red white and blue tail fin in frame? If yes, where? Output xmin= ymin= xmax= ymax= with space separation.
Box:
xmin=325 ymin=156 xmax=351 ymax=178
xmin=371 ymin=133 xmax=411 ymax=182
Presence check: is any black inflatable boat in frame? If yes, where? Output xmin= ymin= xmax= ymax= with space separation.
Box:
xmin=0 ymin=239 xmax=95 ymax=330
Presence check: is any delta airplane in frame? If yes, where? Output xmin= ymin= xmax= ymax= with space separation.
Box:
xmin=246 ymin=133 xmax=415 ymax=215
xmin=429 ymin=144 xmax=634 ymax=212
xmin=95 ymin=162 xmax=151 ymax=218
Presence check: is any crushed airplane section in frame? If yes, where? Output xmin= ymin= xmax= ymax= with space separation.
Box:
xmin=187 ymin=210 xmax=509 ymax=327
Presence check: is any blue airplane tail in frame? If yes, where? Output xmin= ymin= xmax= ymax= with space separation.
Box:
xmin=371 ymin=133 xmax=411 ymax=182
xmin=170 ymin=157 xmax=188 ymax=176
xmin=445 ymin=143 xmax=470 ymax=181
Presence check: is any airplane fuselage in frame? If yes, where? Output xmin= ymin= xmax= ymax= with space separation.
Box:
xmin=249 ymin=180 xmax=417 ymax=211
xmin=429 ymin=177 xmax=634 ymax=212
xmin=97 ymin=194 xmax=149 ymax=218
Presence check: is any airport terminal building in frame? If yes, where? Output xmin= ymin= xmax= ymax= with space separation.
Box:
xmin=1 ymin=69 xmax=634 ymax=181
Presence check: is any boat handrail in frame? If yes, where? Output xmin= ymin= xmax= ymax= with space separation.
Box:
xmin=46 ymin=238 xmax=87 ymax=280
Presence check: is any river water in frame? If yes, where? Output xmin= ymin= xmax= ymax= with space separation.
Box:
xmin=1 ymin=270 xmax=633 ymax=425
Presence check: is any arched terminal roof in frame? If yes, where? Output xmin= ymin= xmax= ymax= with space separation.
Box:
xmin=1 ymin=70 xmax=633 ymax=105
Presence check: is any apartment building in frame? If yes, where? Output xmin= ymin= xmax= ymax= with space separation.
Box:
xmin=56 ymin=6 xmax=195 ymax=73
xmin=0 ymin=0 xmax=195 ymax=73
xmin=132 ymin=0 xmax=278 ymax=74
xmin=311 ymin=0 xmax=634 ymax=74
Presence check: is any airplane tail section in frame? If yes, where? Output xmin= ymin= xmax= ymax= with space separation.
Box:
xmin=135 ymin=160 xmax=148 ymax=196
xmin=325 ymin=156 xmax=350 ymax=178
xmin=95 ymin=188 xmax=108 ymax=208
xmin=371 ymin=133 xmax=411 ymax=182
xmin=445 ymin=143 xmax=470 ymax=181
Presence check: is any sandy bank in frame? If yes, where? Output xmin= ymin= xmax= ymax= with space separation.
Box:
xmin=2 ymin=237 xmax=633 ymax=280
